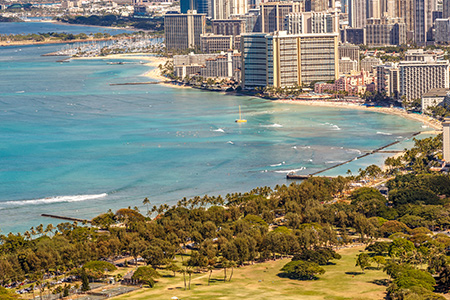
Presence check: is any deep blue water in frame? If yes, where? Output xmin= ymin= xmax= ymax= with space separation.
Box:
xmin=0 ymin=23 xmax=426 ymax=234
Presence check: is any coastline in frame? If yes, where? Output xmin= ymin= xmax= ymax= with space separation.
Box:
xmin=0 ymin=36 xmax=124 ymax=47
xmin=73 ymin=53 xmax=191 ymax=89
xmin=50 ymin=20 xmax=140 ymax=32
xmin=275 ymin=99 xmax=443 ymax=131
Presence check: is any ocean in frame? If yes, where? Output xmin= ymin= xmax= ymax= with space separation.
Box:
xmin=0 ymin=22 xmax=425 ymax=234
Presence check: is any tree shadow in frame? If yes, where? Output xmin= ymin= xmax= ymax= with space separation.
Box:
xmin=276 ymin=272 xmax=319 ymax=280
xmin=209 ymin=278 xmax=225 ymax=283
xmin=370 ymin=279 xmax=389 ymax=286
xmin=345 ymin=271 xmax=365 ymax=276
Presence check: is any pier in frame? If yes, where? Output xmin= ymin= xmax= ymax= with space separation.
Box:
xmin=41 ymin=213 xmax=91 ymax=223
xmin=287 ymin=131 xmax=421 ymax=180
xmin=109 ymin=81 xmax=164 ymax=86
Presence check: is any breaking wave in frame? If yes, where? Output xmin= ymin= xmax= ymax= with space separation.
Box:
xmin=260 ymin=123 xmax=283 ymax=128
xmin=1 ymin=193 xmax=108 ymax=208
xmin=377 ymin=131 xmax=392 ymax=136
xmin=274 ymin=167 xmax=306 ymax=173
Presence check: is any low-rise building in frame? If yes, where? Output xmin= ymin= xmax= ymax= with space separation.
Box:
xmin=361 ymin=56 xmax=382 ymax=73
xmin=339 ymin=57 xmax=358 ymax=74
xmin=421 ymin=88 xmax=450 ymax=113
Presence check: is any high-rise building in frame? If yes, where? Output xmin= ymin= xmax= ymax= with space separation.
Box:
xmin=443 ymin=118 xmax=450 ymax=162
xmin=305 ymin=0 xmax=328 ymax=12
xmin=363 ymin=22 xmax=406 ymax=46
xmin=361 ymin=56 xmax=382 ymax=73
xmin=213 ymin=0 xmax=248 ymax=18
xmin=197 ymin=0 xmax=212 ymax=16
xmin=164 ymin=11 xmax=206 ymax=51
xmin=180 ymin=0 xmax=196 ymax=13
xmin=285 ymin=12 xmax=335 ymax=34
xmin=340 ymin=27 xmax=364 ymax=44
xmin=242 ymin=31 xmax=338 ymax=88
xmin=200 ymin=34 xmax=235 ymax=52
xmin=212 ymin=0 xmax=230 ymax=19
xmin=348 ymin=0 xmax=366 ymax=28
xmin=212 ymin=19 xmax=246 ymax=36
xmin=376 ymin=63 xmax=399 ymax=97
xmin=367 ymin=0 xmax=381 ymax=19
xmin=444 ymin=0 xmax=450 ymax=18
xmin=435 ymin=18 xmax=450 ymax=43
xmin=241 ymin=33 xmax=268 ymax=88
xmin=338 ymin=43 xmax=359 ymax=62
xmin=414 ymin=0 xmax=434 ymax=45
xmin=241 ymin=9 xmax=262 ymax=33
xmin=267 ymin=32 xmax=339 ymax=87
xmin=339 ymin=57 xmax=358 ymax=74
xmin=396 ymin=0 xmax=414 ymax=33
xmin=399 ymin=60 xmax=450 ymax=100
xmin=232 ymin=0 xmax=248 ymax=15
xmin=260 ymin=2 xmax=303 ymax=33
xmin=180 ymin=0 xmax=211 ymax=16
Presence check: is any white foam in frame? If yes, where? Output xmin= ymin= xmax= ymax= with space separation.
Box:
xmin=16 ymin=91 xmax=25 ymax=93
xmin=227 ymin=141 xmax=234 ymax=145
xmin=292 ymin=146 xmax=297 ymax=149
xmin=260 ymin=123 xmax=283 ymax=128
xmin=347 ymin=149 xmax=362 ymax=154
xmin=2 ymin=193 xmax=108 ymax=207
xmin=377 ymin=131 xmax=392 ymax=136
xmin=212 ymin=128 xmax=225 ymax=133
xmin=270 ymin=161 xmax=286 ymax=167
xmin=331 ymin=124 xmax=341 ymax=130
xmin=323 ymin=122 xmax=341 ymax=130
xmin=274 ymin=167 xmax=305 ymax=173
xmin=326 ymin=160 xmax=346 ymax=164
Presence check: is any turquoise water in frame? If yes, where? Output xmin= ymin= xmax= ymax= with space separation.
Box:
xmin=0 ymin=23 xmax=426 ymax=234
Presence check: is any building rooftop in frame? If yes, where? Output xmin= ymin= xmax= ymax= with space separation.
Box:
xmin=422 ymin=88 xmax=450 ymax=98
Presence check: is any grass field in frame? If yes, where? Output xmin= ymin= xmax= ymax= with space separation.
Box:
xmin=112 ymin=245 xmax=388 ymax=300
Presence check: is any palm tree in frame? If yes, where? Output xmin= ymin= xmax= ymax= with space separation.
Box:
xmin=207 ymin=265 xmax=214 ymax=286
xmin=228 ymin=261 xmax=236 ymax=282
xmin=143 ymin=197 xmax=151 ymax=216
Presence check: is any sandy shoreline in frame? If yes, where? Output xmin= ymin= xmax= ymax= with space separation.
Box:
xmin=73 ymin=53 xmax=190 ymax=89
xmin=275 ymin=99 xmax=443 ymax=131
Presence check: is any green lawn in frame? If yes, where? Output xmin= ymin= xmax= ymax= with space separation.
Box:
xmin=112 ymin=245 xmax=388 ymax=300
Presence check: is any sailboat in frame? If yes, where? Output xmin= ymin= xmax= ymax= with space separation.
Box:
xmin=235 ymin=105 xmax=247 ymax=123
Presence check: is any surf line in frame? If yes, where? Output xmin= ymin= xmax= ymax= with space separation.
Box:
xmin=287 ymin=131 xmax=422 ymax=179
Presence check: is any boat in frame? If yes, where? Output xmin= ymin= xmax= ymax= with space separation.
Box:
xmin=235 ymin=106 xmax=247 ymax=123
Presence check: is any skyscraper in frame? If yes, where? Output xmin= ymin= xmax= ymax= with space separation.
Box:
xmin=260 ymin=2 xmax=303 ymax=33
xmin=181 ymin=0 xmax=211 ymax=16
xmin=414 ymin=0 xmax=434 ymax=44
xmin=367 ymin=0 xmax=381 ymax=19
xmin=241 ymin=31 xmax=339 ymax=88
xmin=348 ymin=0 xmax=366 ymax=28
xmin=180 ymin=0 xmax=197 ymax=13
xmin=165 ymin=11 xmax=206 ymax=51
xmin=444 ymin=0 xmax=450 ymax=18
